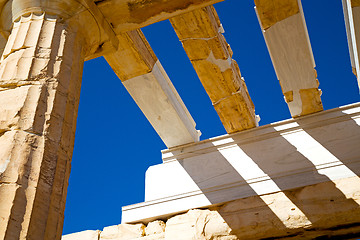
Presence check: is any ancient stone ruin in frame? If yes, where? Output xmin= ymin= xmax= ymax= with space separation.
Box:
xmin=0 ymin=0 xmax=359 ymax=239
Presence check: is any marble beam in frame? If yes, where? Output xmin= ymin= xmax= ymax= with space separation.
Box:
xmin=85 ymin=0 xmax=225 ymax=60
xmin=79 ymin=0 xmax=119 ymax=50
xmin=170 ymin=6 xmax=258 ymax=133
xmin=255 ymin=0 xmax=323 ymax=117
xmin=105 ymin=30 xmax=201 ymax=148
xmin=342 ymin=0 xmax=360 ymax=91
xmin=97 ymin=0 xmax=224 ymax=34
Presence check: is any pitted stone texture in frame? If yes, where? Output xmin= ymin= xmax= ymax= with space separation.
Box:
xmin=165 ymin=209 xmax=236 ymax=240
xmin=140 ymin=233 xmax=165 ymax=240
xmin=0 ymin=13 xmax=84 ymax=93
xmin=0 ymin=86 xmax=31 ymax=129
xmin=170 ymin=6 xmax=257 ymax=133
xmin=64 ymin=177 xmax=360 ymax=240
xmin=0 ymin=12 xmax=85 ymax=240
xmin=255 ymin=0 xmax=323 ymax=117
xmin=0 ymin=85 xmax=44 ymax=134
xmin=100 ymin=224 xmax=145 ymax=240
xmin=145 ymin=220 xmax=165 ymax=236
xmin=62 ymin=230 xmax=100 ymax=240
xmin=216 ymin=177 xmax=360 ymax=239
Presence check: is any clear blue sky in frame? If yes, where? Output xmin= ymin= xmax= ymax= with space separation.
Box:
xmin=62 ymin=0 xmax=360 ymax=235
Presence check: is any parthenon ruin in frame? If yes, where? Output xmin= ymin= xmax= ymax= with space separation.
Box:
xmin=0 ymin=0 xmax=359 ymax=239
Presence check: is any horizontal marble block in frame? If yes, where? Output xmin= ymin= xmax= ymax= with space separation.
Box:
xmin=122 ymin=102 xmax=360 ymax=223
xmin=123 ymin=61 xmax=201 ymax=148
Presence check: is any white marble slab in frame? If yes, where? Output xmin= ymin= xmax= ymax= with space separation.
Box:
xmin=122 ymin=102 xmax=360 ymax=223
xmin=123 ymin=60 xmax=201 ymax=148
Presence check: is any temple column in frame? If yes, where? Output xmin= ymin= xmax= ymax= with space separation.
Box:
xmin=0 ymin=7 xmax=87 ymax=240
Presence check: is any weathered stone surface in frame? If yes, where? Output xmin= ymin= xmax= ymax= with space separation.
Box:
xmin=343 ymin=0 xmax=360 ymax=91
xmin=171 ymin=6 xmax=257 ymax=133
xmin=0 ymin=0 xmax=226 ymax=60
xmin=62 ymin=230 xmax=100 ymax=240
xmin=96 ymin=0 xmax=224 ymax=34
xmin=145 ymin=220 xmax=165 ymax=236
xmin=105 ymin=30 xmax=200 ymax=148
xmin=140 ymin=233 xmax=165 ymax=240
xmin=0 ymin=12 xmax=86 ymax=240
xmin=100 ymin=223 xmax=145 ymax=240
xmin=0 ymin=86 xmax=30 ymax=129
xmin=165 ymin=209 xmax=236 ymax=240
xmin=0 ymin=1 xmax=358 ymax=240
xmin=255 ymin=0 xmax=323 ymax=117
xmin=104 ymin=30 xmax=157 ymax=81
xmin=0 ymin=85 xmax=46 ymax=135
xmin=64 ymin=175 xmax=360 ymax=240
xmin=0 ymin=2 xmax=227 ymax=239
xmin=254 ymin=0 xmax=299 ymax=30
xmin=83 ymin=0 xmax=227 ymax=60
xmin=352 ymin=0 xmax=360 ymax=7
xmin=215 ymin=177 xmax=360 ymax=239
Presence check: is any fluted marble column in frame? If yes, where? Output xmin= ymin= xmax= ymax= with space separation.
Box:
xmin=0 ymin=6 xmax=88 ymax=240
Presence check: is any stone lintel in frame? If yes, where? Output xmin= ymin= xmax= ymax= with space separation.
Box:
xmin=254 ymin=0 xmax=300 ymax=30
xmin=121 ymin=102 xmax=360 ymax=225
xmin=84 ymin=0 xmax=225 ymax=60
xmin=342 ymin=0 xmax=360 ymax=91
xmin=104 ymin=30 xmax=157 ymax=81
xmin=352 ymin=0 xmax=360 ymax=8
xmin=255 ymin=0 xmax=323 ymax=117
xmin=105 ymin=30 xmax=200 ymax=148
xmin=122 ymin=60 xmax=201 ymax=148
xmin=97 ymin=0 xmax=224 ymax=34
xmin=79 ymin=0 xmax=119 ymax=50
xmin=170 ymin=6 xmax=258 ymax=133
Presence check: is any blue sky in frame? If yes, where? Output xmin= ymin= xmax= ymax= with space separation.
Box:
xmin=62 ymin=0 xmax=360 ymax=234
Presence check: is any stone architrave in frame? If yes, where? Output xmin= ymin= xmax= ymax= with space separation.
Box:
xmin=170 ymin=6 xmax=258 ymax=133
xmin=342 ymin=0 xmax=360 ymax=90
xmin=0 ymin=1 xmax=100 ymax=239
xmin=104 ymin=30 xmax=201 ymax=148
xmin=255 ymin=0 xmax=323 ymax=117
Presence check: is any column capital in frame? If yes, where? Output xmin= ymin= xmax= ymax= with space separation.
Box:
xmin=1 ymin=0 xmax=84 ymax=27
xmin=0 ymin=0 xmax=104 ymax=55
